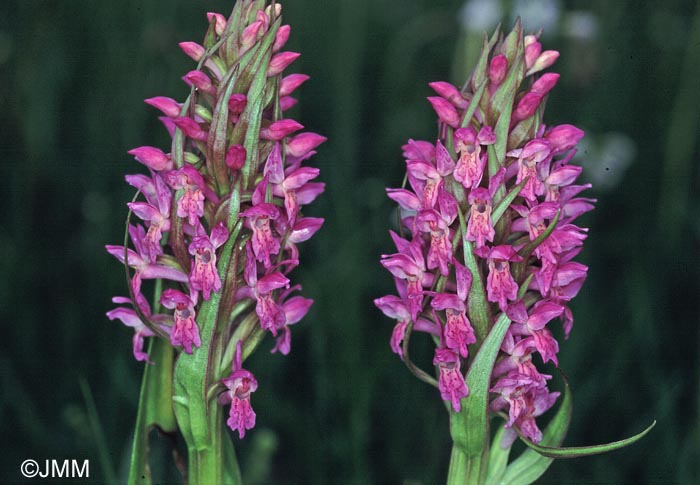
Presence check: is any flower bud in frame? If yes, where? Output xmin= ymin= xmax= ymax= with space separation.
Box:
xmin=427 ymin=96 xmax=460 ymax=128
xmin=280 ymin=73 xmax=309 ymax=97
xmin=228 ymin=93 xmax=248 ymax=114
xmin=531 ymin=72 xmax=560 ymax=95
xmin=183 ymin=70 xmax=214 ymax=93
xmin=206 ymin=12 xmax=227 ymax=36
xmin=260 ymin=119 xmax=304 ymax=141
xmin=544 ymin=124 xmax=585 ymax=153
xmin=144 ymin=96 xmax=181 ymax=118
xmin=128 ymin=146 xmax=171 ymax=171
xmin=273 ymin=25 xmax=291 ymax=52
xmin=280 ymin=96 xmax=298 ymax=111
xmin=172 ymin=116 xmax=208 ymax=141
xmin=286 ymin=132 xmax=327 ymax=157
xmin=268 ymin=51 xmax=300 ymax=77
xmin=524 ymin=40 xmax=542 ymax=69
xmin=179 ymin=41 xmax=206 ymax=62
xmin=226 ymin=145 xmax=247 ymax=171
xmin=527 ymin=50 xmax=560 ymax=76
xmin=429 ymin=82 xmax=468 ymax=109
xmin=513 ymin=92 xmax=543 ymax=123
xmin=489 ymin=54 xmax=508 ymax=88
xmin=240 ymin=21 xmax=264 ymax=54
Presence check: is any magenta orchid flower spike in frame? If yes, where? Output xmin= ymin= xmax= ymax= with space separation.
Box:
xmin=375 ymin=19 xmax=654 ymax=484
xmin=106 ymin=2 xmax=323 ymax=482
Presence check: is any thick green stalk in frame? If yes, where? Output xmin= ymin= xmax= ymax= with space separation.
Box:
xmin=172 ymin=235 xmax=241 ymax=484
xmin=186 ymin=404 xmax=240 ymax=484
xmin=172 ymin=292 xmax=240 ymax=484
xmin=446 ymin=444 xmax=468 ymax=485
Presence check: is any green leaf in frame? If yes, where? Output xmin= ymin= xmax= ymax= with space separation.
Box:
xmin=169 ymin=95 xmax=193 ymax=271
xmin=491 ymin=63 xmax=522 ymax=171
xmin=460 ymin=79 xmax=487 ymax=128
xmin=203 ymin=16 xmax=219 ymax=50
xmin=457 ymin=208 xmax=490 ymax=343
xmin=223 ymin=2 xmax=244 ymax=65
xmin=128 ymin=338 xmax=177 ymax=485
xmin=222 ymin=428 xmax=242 ymax=484
xmin=80 ymin=378 xmax=117 ymax=484
xmin=172 ymin=294 xmax=223 ymax=480
xmin=449 ymin=312 xmax=512 ymax=484
xmin=519 ymin=420 xmax=657 ymax=459
xmin=470 ymin=34 xmax=490 ymax=92
xmin=491 ymin=177 xmax=527 ymax=226
xmin=489 ymin=53 xmax=521 ymax=127
xmin=484 ymin=424 xmax=511 ymax=485
xmin=512 ymin=209 xmax=561 ymax=281
xmin=501 ymin=18 xmax=522 ymax=65
xmin=207 ymin=65 xmax=240 ymax=194
xmin=499 ymin=374 xmax=573 ymax=485
xmin=507 ymin=115 xmax=536 ymax=150
xmin=470 ymin=25 xmax=500 ymax=92
xmin=231 ymin=19 xmax=281 ymax=189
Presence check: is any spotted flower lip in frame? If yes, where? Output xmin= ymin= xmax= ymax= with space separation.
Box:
xmin=221 ymin=342 xmax=258 ymax=439
xmin=160 ymin=289 xmax=201 ymax=354
xmin=434 ymin=348 xmax=468 ymax=412
xmin=187 ymin=223 xmax=228 ymax=301
xmin=240 ymin=202 xmax=281 ymax=268
xmin=376 ymin=23 xmax=593 ymax=445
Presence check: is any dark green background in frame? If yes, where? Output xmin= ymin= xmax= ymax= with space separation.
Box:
xmin=1 ymin=0 xmax=699 ymax=483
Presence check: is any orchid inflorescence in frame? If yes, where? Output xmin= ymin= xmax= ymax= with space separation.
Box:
xmin=375 ymin=21 xmax=594 ymax=446
xmin=106 ymin=0 xmax=324 ymax=439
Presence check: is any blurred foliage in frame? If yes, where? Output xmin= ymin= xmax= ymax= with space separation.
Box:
xmin=1 ymin=0 xmax=699 ymax=483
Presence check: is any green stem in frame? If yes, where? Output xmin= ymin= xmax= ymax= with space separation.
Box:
xmin=173 ymin=231 xmax=241 ymax=484
xmin=187 ymin=404 xmax=241 ymax=484
xmin=446 ymin=444 xmax=468 ymax=485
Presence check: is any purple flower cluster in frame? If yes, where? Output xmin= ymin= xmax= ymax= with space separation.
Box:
xmin=106 ymin=3 xmax=324 ymax=438
xmin=376 ymin=31 xmax=594 ymax=444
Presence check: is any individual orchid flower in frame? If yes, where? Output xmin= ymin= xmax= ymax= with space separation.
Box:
xmin=465 ymin=188 xmax=495 ymax=249
xmin=508 ymin=139 xmax=551 ymax=202
xmin=475 ymin=245 xmax=523 ymax=312
xmin=188 ymin=222 xmax=229 ymax=301
xmin=380 ymin=234 xmax=430 ymax=321
xmin=453 ymin=126 xmax=495 ymax=189
xmin=434 ymin=347 xmax=469 ymax=412
xmin=431 ymin=293 xmax=475 ymax=358
xmin=105 ymin=225 xmax=188 ymax=295
xmin=265 ymin=142 xmax=322 ymax=223
xmin=416 ymin=209 xmax=455 ymax=277
xmin=271 ymin=289 xmax=313 ymax=355
xmin=375 ymin=295 xmax=440 ymax=359
xmin=240 ymin=201 xmax=281 ymax=268
xmin=238 ymin=243 xmax=290 ymax=335
xmin=160 ymin=289 xmax=201 ymax=354
xmin=220 ymin=342 xmax=258 ymax=439
xmin=166 ymin=164 xmax=207 ymax=226
xmin=106 ymin=296 xmax=158 ymax=363
xmin=507 ymin=299 xmax=564 ymax=365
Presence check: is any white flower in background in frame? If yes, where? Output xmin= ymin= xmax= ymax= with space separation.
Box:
xmin=459 ymin=0 xmax=503 ymax=33
xmin=563 ymin=11 xmax=600 ymax=41
xmin=576 ymin=132 xmax=636 ymax=190
xmin=513 ymin=0 xmax=562 ymax=36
